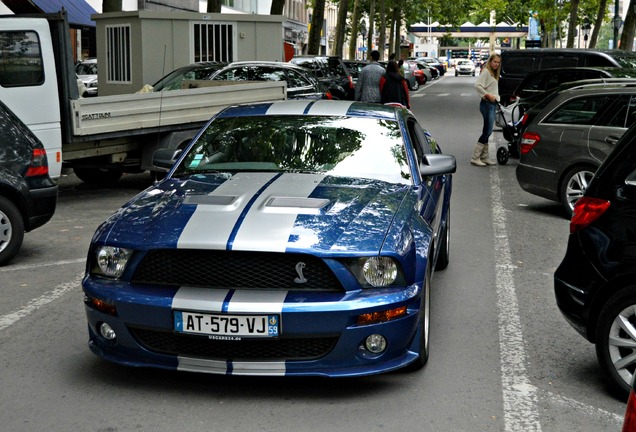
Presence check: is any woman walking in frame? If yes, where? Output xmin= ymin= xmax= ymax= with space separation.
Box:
xmin=380 ymin=60 xmax=410 ymax=109
xmin=472 ymin=53 xmax=501 ymax=166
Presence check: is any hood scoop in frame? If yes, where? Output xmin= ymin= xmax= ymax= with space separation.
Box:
xmin=264 ymin=196 xmax=331 ymax=214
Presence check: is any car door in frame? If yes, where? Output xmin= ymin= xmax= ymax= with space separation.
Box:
xmin=534 ymin=94 xmax=614 ymax=178
xmin=587 ymin=94 xmax=636 ymax=163
xmin=284 ymin=68 xmax=323 ymax=99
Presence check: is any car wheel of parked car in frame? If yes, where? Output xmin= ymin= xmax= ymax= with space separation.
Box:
xmin=595 ymin=287 xmax=636 ymax=398
xmin=0 ymin=196 xmax=25 ymax=266
xmin=410 ymin=80 xmax=419 ymax=91
xmin=73 ymin=166 xmax=124 ymax=185
xmin=435 ymin=210 xmax=450 ymax=270
xmin=559 ymin=165 xmax=596 ymax=218
xmin=406 ymin=265 xmax=431 ymax=371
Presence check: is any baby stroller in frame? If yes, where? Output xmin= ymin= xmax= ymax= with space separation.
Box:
xmin=495 ymin=99 xmax=523 ymax=165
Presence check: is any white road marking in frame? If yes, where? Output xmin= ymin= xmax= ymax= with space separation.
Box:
xmin=0 ymin=258 xmax=85 ymax=272
xmin=0 ymin=273 xmax=83 ymax=331
xmin=543 ymin=389 xmax=624 ymax=425
xmin=490 ymin=167 xmax=543 ymax=431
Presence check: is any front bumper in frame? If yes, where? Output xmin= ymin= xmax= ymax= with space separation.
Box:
xmin=83 ymin=279 xmax=424 ymax=377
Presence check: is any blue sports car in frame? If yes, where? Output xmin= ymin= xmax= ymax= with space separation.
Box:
xmin=82 ymin=100 xmax=455 ymax=377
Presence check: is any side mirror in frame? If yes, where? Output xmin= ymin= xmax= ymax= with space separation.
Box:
xmin=153 ymin=148 xmax=182 ymax=170
xmin=419 ymin=154 xmax=457 ymax=176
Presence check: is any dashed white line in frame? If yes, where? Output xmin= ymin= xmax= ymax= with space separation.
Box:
xmin=0 ymin=273 xmax=83 ymax=331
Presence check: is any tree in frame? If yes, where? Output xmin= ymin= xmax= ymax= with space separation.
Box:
xmin=333 ymin=0 xmax=350 ymax=57
xmin=566 ymin=0 xmax=581 ymax=47
xmin=620 ymin=0 xmax=636 ymax=50
xmin=366 ymin=0 xmax=376 ymax=60
xmin=207 ymin=0 xmax=222 ymax=13
xmin=588 ymin=0 xmax=608 ymax=49
xmin=270 ymin=0 xmax=286 ymax=15
xmin=308 ymin=0 xmax=326 ymax=55
xmin=348 ymin=0 xmax=361 ymax=59
xmin=102 ymin=0 xmax=122 ymax=12
xmin=378 ymin=0 xmax=386 ymax=61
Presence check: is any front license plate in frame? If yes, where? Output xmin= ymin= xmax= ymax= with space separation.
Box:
xmin=174 ymin=311 xmax=280 ymax=338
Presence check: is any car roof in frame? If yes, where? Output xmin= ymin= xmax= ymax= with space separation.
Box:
xmin=217 ymin=100 xmax=402 ymax=121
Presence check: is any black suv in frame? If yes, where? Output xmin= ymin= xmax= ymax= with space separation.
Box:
xmin=289 ymin=55 xmax=355 ymax=100
xmin=555 ymin=122 xmax=636 ymax=397
xmin=0 ymin=100 xmax=58 ymax=265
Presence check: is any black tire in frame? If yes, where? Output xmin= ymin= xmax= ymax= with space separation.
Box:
xmin=0 ymin=196 xmax=25 ymax=266
xmin=497 ymin=147 xmax=509 ymax=165
xmin=559 ymin=165 xmax=596 ymax=218
xmin=73 ymin=166 xmax=124 ymax=186
xmin=595 ymin=287 xmax=636 ymax=398
xmin=455 ymin=71 xmax=458 ymax=76
xmin=435 ymin=208 xmax=450 ymax=271
xmin=406 ymin=268 xmax=430 ymax=370
xmin=410 ymin=80 xmax=419 ymax=91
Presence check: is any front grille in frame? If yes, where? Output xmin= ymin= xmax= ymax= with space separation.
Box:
xmin=129 ymin=326 xmax=339 ymax=361
xmin=131 ymin=250 xmax=342 ymax=291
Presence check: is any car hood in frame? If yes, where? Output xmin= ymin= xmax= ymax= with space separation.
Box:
xmin=98 ymin=172 xmax=410 ymax=254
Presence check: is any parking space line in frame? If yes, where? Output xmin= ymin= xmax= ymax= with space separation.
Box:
xmin=490 ymin=168 xmax=543 ymax=431
xmin=0 ymin=258 xmax=85 ymax=272
xmin=0 ymin=273 xmax=83 ymax=331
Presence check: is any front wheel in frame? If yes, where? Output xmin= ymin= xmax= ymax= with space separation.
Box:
xmin=0 ymin=196 xmax=25 ymax=266
xmin=559 ymin=165 xmax=596 ymax=218
xmin=405 ymin=268 xmax=430 ymax=371
xmin=595 ymin=288 xmax=636 ymax=398
xmin=435 ymin=208 xmax=450 ymax=270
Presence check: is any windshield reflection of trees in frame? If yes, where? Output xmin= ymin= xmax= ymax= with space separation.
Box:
xmin=179 ymin=116 xmax=410 ymax=183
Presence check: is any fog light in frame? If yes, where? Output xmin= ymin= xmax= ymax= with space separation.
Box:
xmin=99 ymin=322 xmax=117 ymax=340
xmin=365 ymin=334 xmax=387 ymax=354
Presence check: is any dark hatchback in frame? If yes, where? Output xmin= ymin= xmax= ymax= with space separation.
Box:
xmin=0 ymin=100 xmax=58 ymax=265
xmin=555 ymin=123 xmax=636 ymax=397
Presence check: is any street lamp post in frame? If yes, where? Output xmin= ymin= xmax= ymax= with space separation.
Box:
xmin=582 ymin=16 xmax=591 ymax=49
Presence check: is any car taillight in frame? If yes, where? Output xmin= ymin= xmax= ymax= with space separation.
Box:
xmin=25 ymin=148 xmax=49 ymax=177
xmin=520 ymin=112 xmax=530 ymax=128
xmin=569 ymin=197 xmax=610 ymax=233
xmin=623 ymin=386 xmax=636 ymax=431
xmin=520 ymin=132 xmax=540 ymax=154
xmin=325 ymin=90 xmax=333 ymax=100
xmin=348 ymin=75 xmax=354 ymax=89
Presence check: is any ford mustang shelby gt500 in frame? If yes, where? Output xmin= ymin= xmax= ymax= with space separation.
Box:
xmin=82 ymin=100 xmax=455 ymax=377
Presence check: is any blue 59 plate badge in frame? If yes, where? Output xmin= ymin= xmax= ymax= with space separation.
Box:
xmin=174 ymin=311 xmax=280 ymax=338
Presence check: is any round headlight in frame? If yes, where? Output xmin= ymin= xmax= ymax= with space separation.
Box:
xmin=362 ymin=257 xmax=398 ymax=287
xmin=96 ymin=246 xmax=132 ymax=278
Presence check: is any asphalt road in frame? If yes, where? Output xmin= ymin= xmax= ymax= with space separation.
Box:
xmin=0 ymin=72 xmax=628 ymax=432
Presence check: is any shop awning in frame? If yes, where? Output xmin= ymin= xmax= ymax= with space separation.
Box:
xmin=2 ymin=0 xmax=97 ymax=27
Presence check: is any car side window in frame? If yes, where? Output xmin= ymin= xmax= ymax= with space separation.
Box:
xmin=544 ymin=95 xmax=614 ymax=125
xmin=540 ymin=56 xmax=579 ymax=69
xmin=599 ymin=95 xmax=632 ymax=128
xmin=251 ymin=66 xmax=286 ymax=83
xmin=286 ymin=69 xmax=311 ymax=88
xmin=626 ymin=96 xmax=636 ymax=128
xmin=502 ymin=56 xmax=535 ymax=74
xmin=214 ymin=66 xmax=250 ymax=81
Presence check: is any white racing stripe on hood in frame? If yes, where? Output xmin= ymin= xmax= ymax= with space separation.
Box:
xmin=231 ymin=173 xmax=324 ymax=252
xmin=177 ymin=172 xmax=278 ymax=249
xmin=265 ymin=100 xmax=313 ymax=115
xmin=225 ymin=290 xmax=288 ymax=313
xmin=172 ymin=286 xmax=229 ymax=312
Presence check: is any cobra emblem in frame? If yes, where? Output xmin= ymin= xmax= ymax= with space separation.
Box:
xmin=294 ymin=262 xmax=307 ymax=284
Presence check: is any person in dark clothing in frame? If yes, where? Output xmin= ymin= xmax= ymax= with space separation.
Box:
xmin=379 ymin=60 xmax=410 ymax=108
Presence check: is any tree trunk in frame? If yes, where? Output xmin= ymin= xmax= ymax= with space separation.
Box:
xmin=348 ymin=0 xmax=361 ymax=60
xmin=620 ymin=0 xmax=636 ymax=50
xmin=270 ymin=0 xmax=285 ymax=15
xmin=366 ymin=0 xmax=375 ymax=60
xmin=334 ymin=0 xmax=349 ymax=57
xmin=207 ymin=0 xmax=222 ymax=13
xmin=378 ymin=0 xmax=386 ymax=60
xmin=308 ymin=0 xmax=325 ymax=55
xmin=589 ymin=0 xmax=607 ymax=49
xmin=392 ymin=4 xmax=401 ymax=58
xmin=102 ymin=0 xmax=122 ymax=12
xmin=566 ymin=0 xmax=580 ymax=48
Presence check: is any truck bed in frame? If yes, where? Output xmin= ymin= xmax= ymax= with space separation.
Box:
xmin=71 ymin=81 xmax=287 ymax=136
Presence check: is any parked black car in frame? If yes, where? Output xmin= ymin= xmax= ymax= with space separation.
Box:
xmin=0 ymin=100 xmax=58 ymax=265
xmin=289 ymin=55 xmax=355 ymax=100
xmin=554 ymin=122 xmax=636 ymax=398
xmin=499 ymin=49 xmax=636 ymax=105
xmin=516 ymin=82 xmax=636 ymax=217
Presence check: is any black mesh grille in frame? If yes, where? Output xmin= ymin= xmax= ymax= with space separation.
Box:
xmin=129 ymin=326 xmax=339 ymax=361
xmin=131 ymin=250 xmax=342 ymax=291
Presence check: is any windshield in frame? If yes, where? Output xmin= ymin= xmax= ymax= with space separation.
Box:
xmin=153 ymin=63 xmax=226 ymax=91
xmin=173 ymin=115 xmax=412 ymax=184
xmin=613 ymin=52 xmax=636 ymax=69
